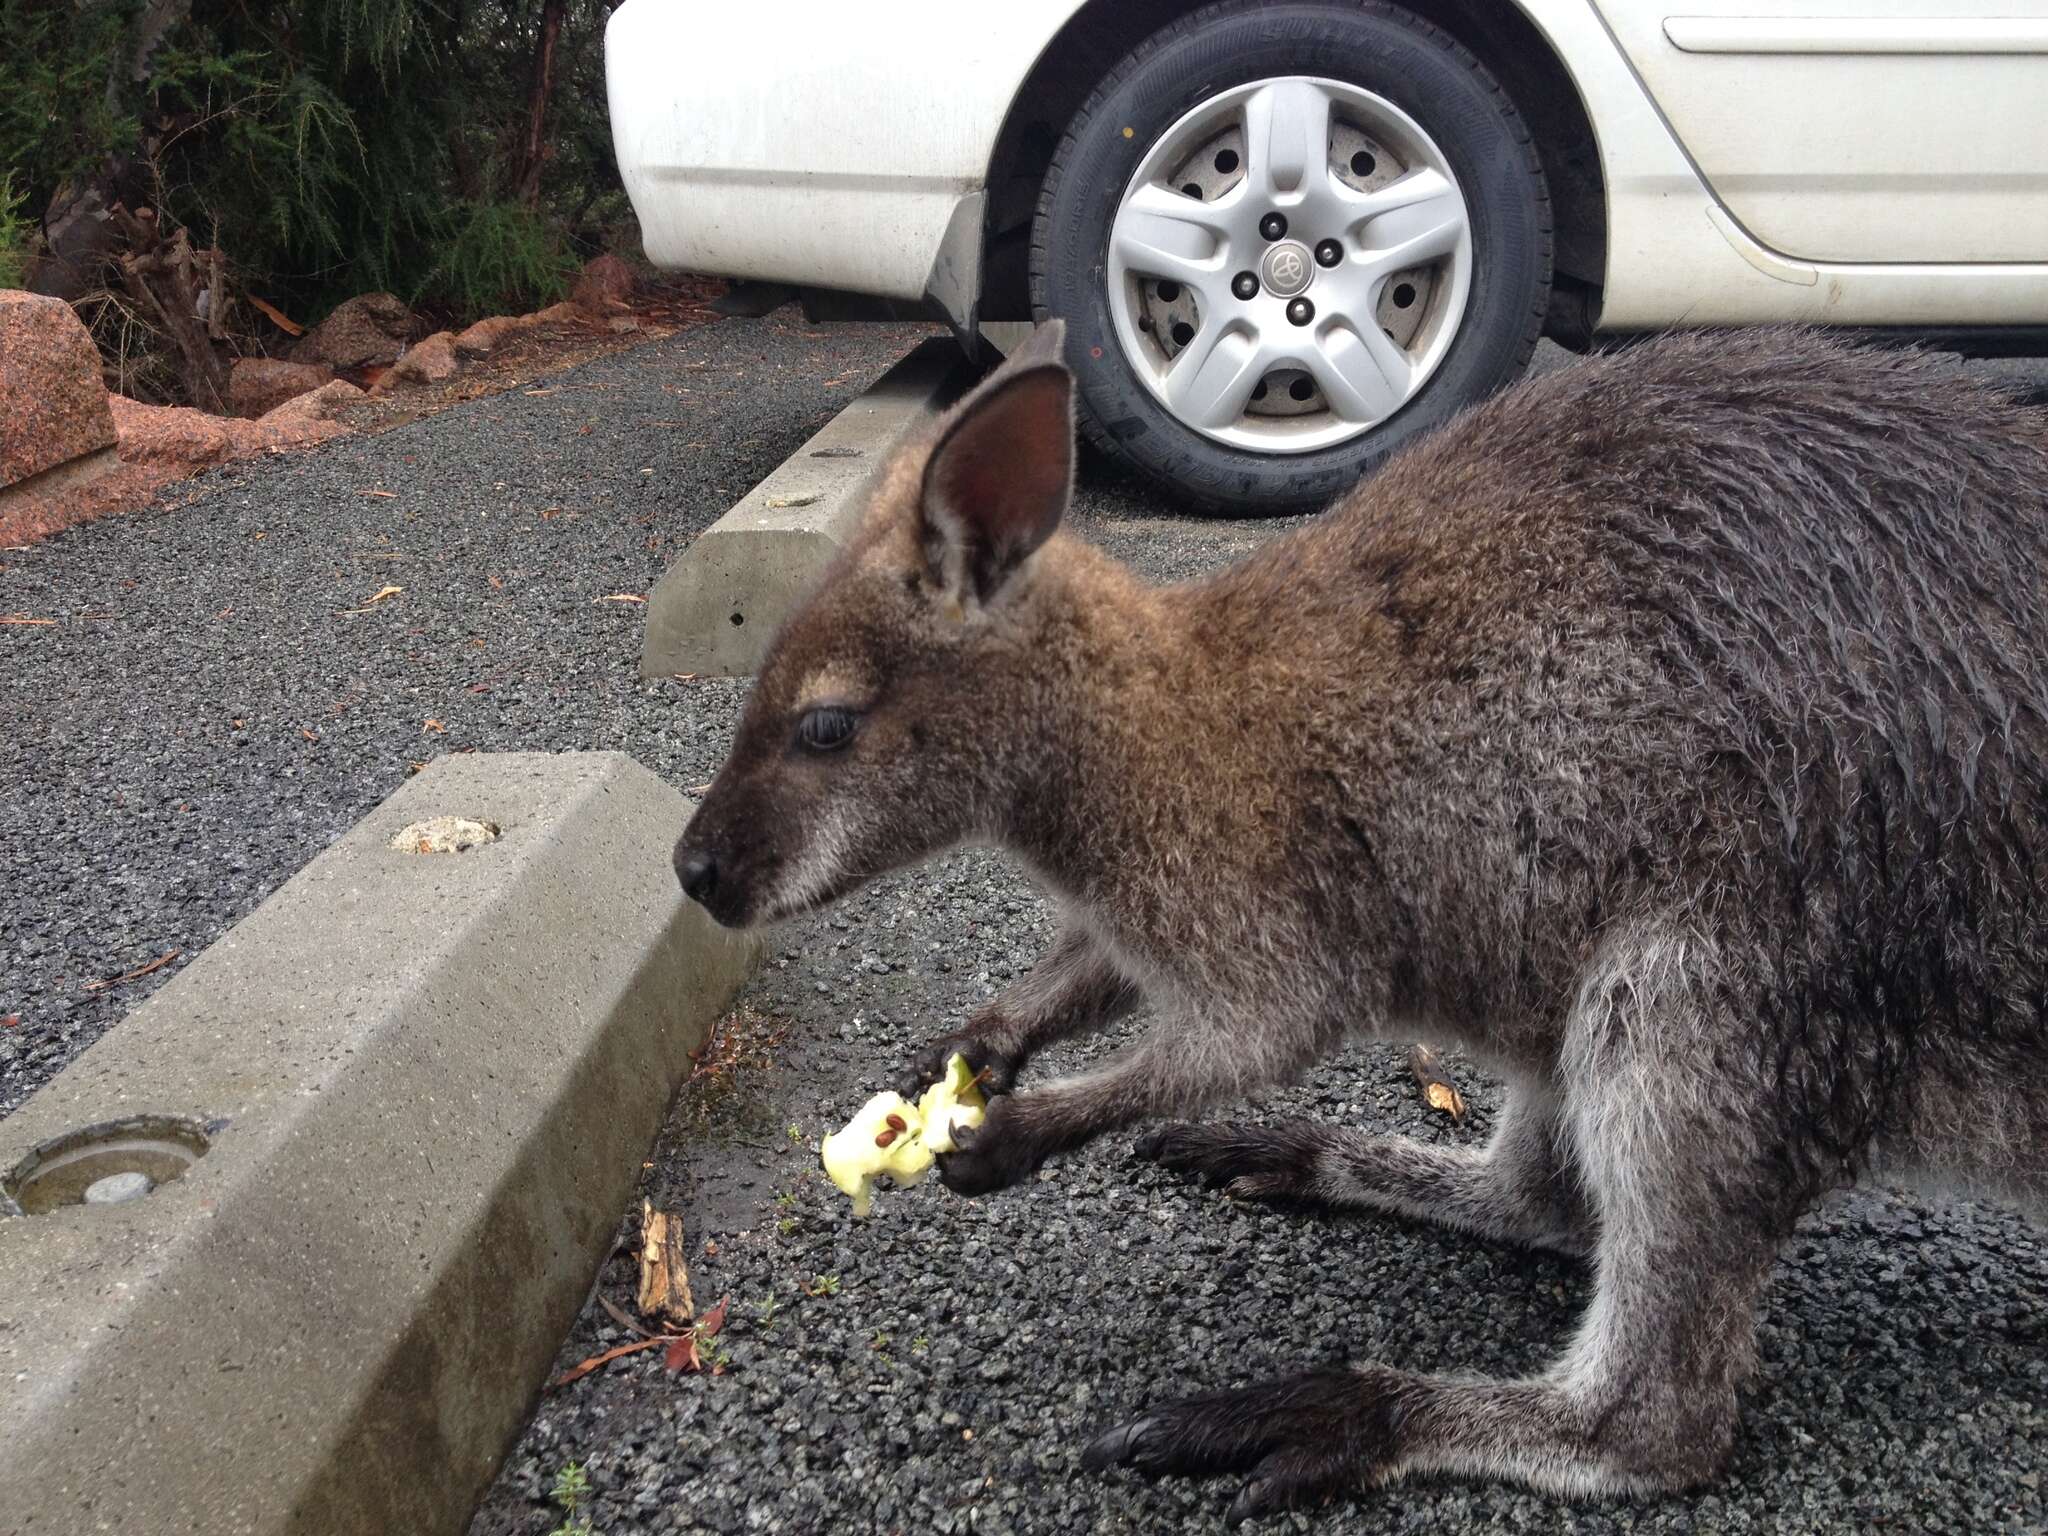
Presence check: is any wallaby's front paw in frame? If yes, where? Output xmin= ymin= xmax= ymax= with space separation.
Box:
xmin=898 ymin=1030 xmax=1019 ymax=1102
xmin=935 ymin=1096 xmax=1041 ymax=1196
xmin=1081 ymin=1365 xmax=1402 ymax=1525
xmin=1135 ymin=1121 xmax=1326 ymax=1205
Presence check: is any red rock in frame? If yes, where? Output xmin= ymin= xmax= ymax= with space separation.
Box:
xmin=571 ymin=253 xmax=639 ymax=315
xmin=453 ymin=314 xmax=536 ymax=357
xmin=290 ymin=292 xmax=416 ymax=370
xmin=226 ymin=358 xmax=335 ymax=419
xmin=260 ymin=380 xmax=365 ymax=425
xmin=108 ymin=396 xmax=236 ymax=470
xmin=388 ymin=331 xmax=460 ymax=385
xmin=531 ymin=301 xmax=592 ymax=327
xmin=3 ymin=365 xmax=359 ymax=548
xmin=0 ymin=291 xmax=118 ymax=489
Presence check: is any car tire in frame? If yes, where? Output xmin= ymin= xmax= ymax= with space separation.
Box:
xmin=1030 ymin=0 xmax=1552 ymax=515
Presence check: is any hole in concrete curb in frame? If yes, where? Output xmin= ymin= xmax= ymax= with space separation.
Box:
xmin=3 ymin=1115 xmax=213 ymax=1217
xmin=729 ymin=612 xmax=745 ymax=627
xmin=392 ymin=816 xmax=501 ymax=854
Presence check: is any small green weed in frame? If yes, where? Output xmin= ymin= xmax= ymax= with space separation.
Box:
xmin=547 ymin=1461 xmax=594 ymax=1536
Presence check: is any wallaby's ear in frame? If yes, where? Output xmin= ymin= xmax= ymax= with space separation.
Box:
xmin=920 ymin=336 xmax=1073 ymax=607
xmin=997 ymin=319 xmax=1069 ymax=371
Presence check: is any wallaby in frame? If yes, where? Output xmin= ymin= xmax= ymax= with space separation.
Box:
xmin=674 ymin=321 xmax=2048 ymax=1523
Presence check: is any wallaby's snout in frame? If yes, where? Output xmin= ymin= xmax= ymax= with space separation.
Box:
xmin=672 ymin=839 xmax=718 ymax=906
xmin=671 ymin=756 xmax=810 ymax=929
xmin=672 ymin=320 xmax=1078 ymax=931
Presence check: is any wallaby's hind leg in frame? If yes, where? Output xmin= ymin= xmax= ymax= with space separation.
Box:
xmin=1137 ymin=1086 xmax=1593 ymax=1257
xmin=1088 ymin=927 xmax=1786 ymax=1520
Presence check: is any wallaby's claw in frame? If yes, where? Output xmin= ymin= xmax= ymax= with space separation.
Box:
xmin=1221 ymin=1477 xmax=1277 ymax=1528
xmin=898 ymin=1032 xmax=1019 ymax=1101
xmin=1080 ymin=1367 xmax=1385 ymax=1521
xmin=1078 ymin=1415 xmax=1162 ymax=1473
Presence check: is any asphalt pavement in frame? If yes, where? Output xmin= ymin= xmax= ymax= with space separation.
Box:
xmin=4 ymin=319 xmax=2046 ymax=1535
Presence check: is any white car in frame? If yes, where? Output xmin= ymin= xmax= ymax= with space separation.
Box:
xmin=606 ymin=1 xmax=2048 ymax=512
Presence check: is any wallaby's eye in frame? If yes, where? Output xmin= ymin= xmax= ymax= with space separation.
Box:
xmin=797 ymin=705 xmax=858 ymax=753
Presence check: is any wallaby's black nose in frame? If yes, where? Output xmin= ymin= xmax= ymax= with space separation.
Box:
xmin=675 ymin=846 xmax=718 ymax=903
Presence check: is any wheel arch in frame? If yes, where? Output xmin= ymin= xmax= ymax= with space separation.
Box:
xmin=979 ymin=0 xmax=1608 ymax=345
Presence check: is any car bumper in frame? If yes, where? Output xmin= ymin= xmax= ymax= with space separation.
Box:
xmin=604 ymin=0 xmax=1075 ymax=318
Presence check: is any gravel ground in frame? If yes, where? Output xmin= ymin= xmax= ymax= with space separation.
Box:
xmin=6 ymin=323 xmax=2048 ymax=1534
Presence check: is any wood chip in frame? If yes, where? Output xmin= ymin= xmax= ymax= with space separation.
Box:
xmin=637 ymin=1200 xmax=696 ymax=1327
xmin=1408 ymin=1043 xmax=1467 ymax=1121
xmin=594 ymin=593 xmax=646 ymax=604
xmin=1 ymin=615 xmax=57 ymax=625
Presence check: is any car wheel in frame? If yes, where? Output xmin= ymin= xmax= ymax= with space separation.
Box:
xmin=1030 ymin=0 xmax=1552 ymax=515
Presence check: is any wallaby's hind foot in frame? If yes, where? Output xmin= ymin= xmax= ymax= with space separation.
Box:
xmin=1080 ymin=1365 xmax=1385 ymax=1526
xmin=1141 ymin=1095 xmax=1593 ymax=1258
xmin=1135 ymin=1120 xmax=1329 ymax=1204
xmin=1082 ymin=1353 xmax=1736 ymax=1526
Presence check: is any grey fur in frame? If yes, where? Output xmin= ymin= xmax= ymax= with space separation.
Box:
xmin=675 ymin=328 xmax=2048 ymax=1520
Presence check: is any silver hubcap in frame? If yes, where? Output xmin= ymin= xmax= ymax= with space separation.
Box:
xmin=1106 ymin=76 xmax=1474 ymax=454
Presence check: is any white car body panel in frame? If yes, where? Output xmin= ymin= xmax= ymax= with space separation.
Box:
xmin=1599 ymin=0 xmax=2048 ymax=264
xmin=605 ymin=0 xmax=2048 ymax=331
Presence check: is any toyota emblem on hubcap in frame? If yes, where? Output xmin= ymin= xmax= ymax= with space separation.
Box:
xmin=1262 ymin=241 xmax=1313 ymax=298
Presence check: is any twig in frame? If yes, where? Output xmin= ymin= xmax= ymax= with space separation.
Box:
xmin=596 ymin=1292 xmax=658 ymax=1338
xmin=83 ymin=949 xmax=180 ymax=992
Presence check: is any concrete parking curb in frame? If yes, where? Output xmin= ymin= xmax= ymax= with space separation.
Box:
xmin=639 ymin=335 xmax=974 ymax=679
xmin=0 ymin=752 xmax=760 ymax=1536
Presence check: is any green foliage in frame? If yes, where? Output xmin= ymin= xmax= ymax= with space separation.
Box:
xmin=0 ymin=174 xmax=28 ymax=289
xmin=416 ymin=200 xmax=573 ymax=316
xmin=0 ymin=0 xmax=137 ymax=197
xmin=0 ymin=0 xmax=619 ymax=322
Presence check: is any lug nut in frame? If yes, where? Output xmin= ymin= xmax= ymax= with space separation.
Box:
xmin=1259 ymin=212 xmax=1288 ymax=241
xmin=1231 ymin=271 xmax=1259 ymax=300
xmin=1286 ymin=297 xmax=1315 ymax=326
xmin=1314 ymin=239 xmax=1342 ymax=268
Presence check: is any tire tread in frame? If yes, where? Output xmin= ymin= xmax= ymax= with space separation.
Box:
xmin=1027 ymin=0 xmax=1554 ymax=514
